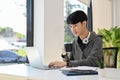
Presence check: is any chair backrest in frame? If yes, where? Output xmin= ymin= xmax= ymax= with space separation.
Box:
xmin=103 ymin=47 xmax=118 ymax=68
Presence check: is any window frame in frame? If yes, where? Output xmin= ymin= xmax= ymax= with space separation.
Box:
xmin=27 ymin=0 xmax=34 ymax=47
xmin=87 ymin=0 xmax=93 ymax=31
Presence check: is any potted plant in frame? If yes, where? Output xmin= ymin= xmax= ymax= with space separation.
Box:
xmin=98 ymin=26 xmax=120 ymax=68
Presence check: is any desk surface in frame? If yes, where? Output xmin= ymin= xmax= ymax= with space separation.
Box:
xmin=0 ymin=64 xmax=119 ymax=80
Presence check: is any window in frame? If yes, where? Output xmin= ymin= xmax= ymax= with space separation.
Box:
xmin=0 ymin=0 xmax=33 ymax=64
xmin=64 ymin=0 xmax=92 ymax=43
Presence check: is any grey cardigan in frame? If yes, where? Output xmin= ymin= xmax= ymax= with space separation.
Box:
xmin=64 ymin=32 xmax=103 ymax=67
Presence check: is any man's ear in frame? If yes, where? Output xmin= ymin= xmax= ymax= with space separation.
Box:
xmin=82 ymin=21 xmax=87 ymax=24
xmin=81 ymin=21 xmax=87 ymax=26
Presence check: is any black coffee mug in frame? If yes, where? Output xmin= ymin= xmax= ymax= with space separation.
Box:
xmin=64 ymin=43 xmax=72 ymax=52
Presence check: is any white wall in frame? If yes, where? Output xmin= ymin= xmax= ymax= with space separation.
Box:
xmin=115 ymin=0 xmax=120 ymax=26
xmin=92 ymin=0 xmax=112 ymax=32
xmin=112 ymin=0 xmax=120 ymax=26
xmin=92 ymin=0 xmax=120 ymax=32
xmin=34 ymin=0 xmax=64 ymax=64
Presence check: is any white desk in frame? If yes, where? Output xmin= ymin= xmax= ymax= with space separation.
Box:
xmin=0 ymin=64 xmax=119 ymax=80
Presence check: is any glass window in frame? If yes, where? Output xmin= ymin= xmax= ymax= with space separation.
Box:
xmin=0 ymin=0 xmax=33 ymax=64
xmin=64 ymin=0 xmax=87 ymax=43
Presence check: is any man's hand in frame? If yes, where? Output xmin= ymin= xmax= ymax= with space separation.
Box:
xmin=49 ymin=61 xmax=67 ymax=68
xmin=61 ymin=48 xmax=66 ymax=55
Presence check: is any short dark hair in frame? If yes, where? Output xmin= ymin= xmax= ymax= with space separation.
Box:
xmin=66 ymin=10 xmax=88 ymax=24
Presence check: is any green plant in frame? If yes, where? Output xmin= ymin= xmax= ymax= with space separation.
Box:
xmin=98 ymin=26 xmax=120 ymax=48
xmin=97 ymin=60 xmax=104 ymax=69
xmin=98 ymin=26 xmax=120 ymax=68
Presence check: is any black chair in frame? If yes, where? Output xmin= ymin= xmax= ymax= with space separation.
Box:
xmin=103 ymin=47 xmax=118 ymax=68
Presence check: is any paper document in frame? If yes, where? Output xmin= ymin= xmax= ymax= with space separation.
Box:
xmin=60 ymin=66 xmax=97 ymax=71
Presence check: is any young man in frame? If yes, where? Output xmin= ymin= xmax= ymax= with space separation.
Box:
xmin=49 ymin=10 xmax=103 ymax=68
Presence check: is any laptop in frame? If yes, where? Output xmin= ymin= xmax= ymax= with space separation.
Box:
xmin=25 ymin=47 xmax=56 ymax=70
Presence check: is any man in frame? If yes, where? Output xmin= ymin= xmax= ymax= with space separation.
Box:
xmin=49 ymin=10 xmax=103 ymax=68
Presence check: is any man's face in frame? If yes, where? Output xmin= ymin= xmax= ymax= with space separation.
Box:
xmin=69 ymin=21 xmax=86 ymax=37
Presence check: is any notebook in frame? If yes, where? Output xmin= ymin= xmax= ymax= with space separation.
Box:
xmin=60 ymin=66 xmax=98 ymax=76
xmin=25 ymin=47 xmax=56 ymax=70
xmin=61 ymin=69 xmax=98 ymax=76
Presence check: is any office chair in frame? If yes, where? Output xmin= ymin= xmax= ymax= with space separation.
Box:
xmin=103 ymin=47 xmax=118 ymax=68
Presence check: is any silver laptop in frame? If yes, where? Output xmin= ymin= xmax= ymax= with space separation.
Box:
xmin=25 ymin=47 xmax=54 ymax=70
